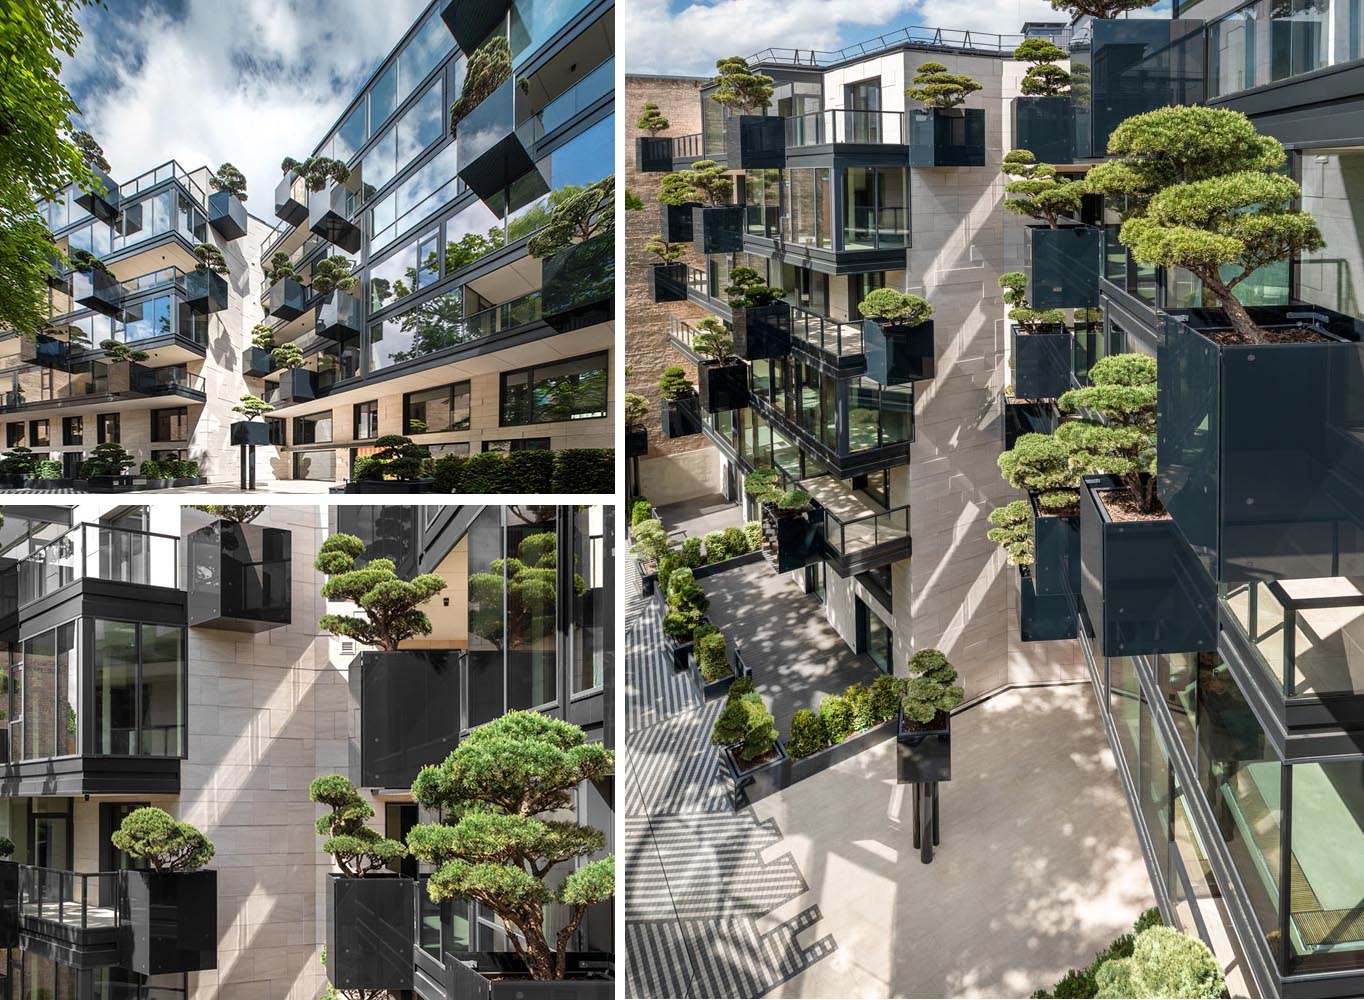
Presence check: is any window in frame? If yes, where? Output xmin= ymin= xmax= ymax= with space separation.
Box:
xmin=506 ymin=507 xmax=557 ymax=709
xmin=571 ymin=507 xmax=605 ymax=694
xmin=266 ymin=417 xmax=286 ymax=446
xmin=62 ymin=416 xmax=82 ymax=446
xmin=483 ymin=438 xmax=551 ymax=452
xmin=6 ymin=422 xmax=23 ymax=448
xmin=293 ymin=412 xmax=334 ymax=445
xmin=500 ymin=352 xmax=609 ymax=426
xmin=369 ymin=62 xmax=398 ymax=135
xmin=97 ymin=413 xmax=119 ymax=444
xmin=28 ymin=420 xmax=47 ymax=447
xmin=151 ymin=449 xmax=184 ymax=463
xmin=151 ymin=407 xmax=188 ymax=442
xmin=354 ymin=401 xmax=379 ymax=440
xmin=405 ymin=381 xmax=471 ymax=434
xmin=842 ymin=166 xmax=909 ymax=250
xmin=92 ymin=619 xmax=185 ymax=757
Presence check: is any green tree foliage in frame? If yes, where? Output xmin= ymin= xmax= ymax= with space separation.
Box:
xmin=68 ymin=248 xmax=109 ymax=273
xmin=468 ymin=527 xmax=572 ymax=648
xmin=208 ymin=162 xmax=247 ymax=200
xmin=98 ymin=339 xmax=149 ymax=363
xmin=1000 ymin=271 xmax=1066 ymax=332
xmin=1057 ymin=354 xmax=1160 ymax=512
xmin=712 ymin=682 xmax=777 ymax=761
xmin=999 ymin=432 xmax=1080 ymax=513
xmin=987 ymin=499 xmax=1035 ymax=566
xmin=72 ymin=129 xmax=108 ymax=172
xmin=193 ymin=242 xmax=228 ymax=275
xmin=407 ymin=712 xmax=614 ymax=980
xmin=279 ymin=155 xmax=350 ymax=191
xmin=691 ymin=316 xmax=733 ymax=363
xmin=271 ymin=343 xmax=304 ymax=370
xmin=527 ymin=175 xmax=614 ymax=258
xmin=265 ymin=250 xmax=296 ymax=285
xmin=659 ymin=160 xmax=732 ymax=206
xmin=645 ymin=235 xmax=686 ymax=264
xmin=0 ymin=447 xmax=38 ymax=476
xmin=449 ymin=36 xmax=512 ymax=136
xmin=310 ymin=774 xmax=406 ymax=878
xmin=625 ymin=190 xmax=644 ymax=211
xmin=725 ymin=265 xmax=784 ymax=308
xmin=1050 ymin=0 xmax=1161 ymax=21
xmin=658 ymin=366 xmax=694 ymax=399
xmin=858 ymin=288 xmax=933 ymax=325
xmin=1089 ymin=106 xmax=1321 ymax=343
xmin=311 ymin=255 xmax=358 ymax=295
xmin=744 ymin=467 xmax=782 ymax=505
xmin=905 ymin=61 xmax=982 ymax=109
xmin=901 ymin=649 xmax=965 ymax=726
xmin=361 ymin=434 xmax=431 ymax=482
xmin=624 ymin=392 xmax=649 ymax=429
xmin=1015 ymin=39 xmax=1071 ymax=96
xmin=111 ymin=807 xmax=214 ymax=873
xmin=710 ymin=56 xmax=774 ymax=113
xmin=695 ymin=628 xmax=731 ymax=682
xmin=190 ymin=505 xmax=265 ymax=523
xmin=0 ymin=836 xmax=13 ymax=858
xmin=231 ymin=394 xmax=274 ymax=420
xmin=637 ymin=100 xmax=669 ymax=134
xmin=786 ymin=709 xmax=827 ymax=759
xmin=314 ymin=533 xmax=447 ymax=649
xmin=1003 ymin=150 xmax=1083 ymax=228
xmin=1094 ymin=926 xmax=1224 ymax=999
xmin=250 ymin=323 xmax=275 ymax=351
xmin=79 ymin=441 xmax=134 ymax=478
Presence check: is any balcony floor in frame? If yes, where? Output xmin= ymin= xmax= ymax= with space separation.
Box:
xmin=1225 ymin=579 xmax=1364 ymax=697
xmin=655 ymin=493 xmax=744 ymax=543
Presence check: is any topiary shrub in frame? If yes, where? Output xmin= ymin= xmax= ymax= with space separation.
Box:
xmin=902 ymin=649 xmax=965 ymax=727
xmin=33 ymin=459 xmax=61 ymax=480
xmin=504 ymin=448 xmax=556 ymax=492
xmin=695 ymin=628 xmax=731 ymax=682
xmin=551 ymin=448 xmax=614 ymax=493
xmin=630 ymin=519 xmax=671 ymax=567
xmin=310 ymin=774 xmax=405 ymax=877
xmin=1094 ymin=927 xmax=1223 ymax=1000
xmin=703 ymin=529 xmax=729 ymax=561
xmin=431 ymin=453 xmax=467 ymax=493
xmin=680 ymin=536 xmax=704 ymax=568
xmin=659 ymin=365 xmax=695 ymax=399
xmin=845 ymin=683 xmax=876 ymax=732
xmin=721 ymin=526 xmax=748 ymax=557
xmin=987 ymin=499 xmax=1035 ymax=566
xmin=743 ymin=520 xmax=763 ymax=552
xmin=819 ymin=694 xmax=854 ymax=744
xmin=786 ymin=708 xmax=828 ymax=759
xmin=111 ymin=807 xmax=214 ymax=873
xmin=630 ymin=497 xmax=653 ymax=527
xmin=655 ymin=552 xmax=682 ymax=596
xmin=905 ymin=61 xmax=982 ymax=109
xmin=858 ymin=288 xmax=932 ymax=326
xmin=458 ymin=451 xmax=512 ymax=493
xmin=712 ymin=686 xmax=777 ymax=763
xmin=362 ymin=434 xmax=430 ymax=482
xmin=314 ymin=534 xmax=446 ymax=649
xmin=79 ymin=441 xmax=135 ymax=478
xmin=999 ymin=432 xmax=1080 ymax=514
xmin=870 ymin=674 xmax=904 ymax=722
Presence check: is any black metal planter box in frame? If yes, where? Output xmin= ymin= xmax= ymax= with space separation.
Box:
xmin=688 ymin=650 xmax=745 ymax=701
xmin=724 ymin=114 xmax=786 ymax=169
xmin=121 ymin=870 xmax=217 ymax=975
xmin=456 ymin=78 xmax=538 ymax=205
xmin=243 ymin=346 xmax=275 ymax=378
xmin=625 ymin=427 xmax=648 ymax=458
xmin=698 ymin=360 xmax=747 ymax=413
xmin=542 ymin=233 xmax=613 ymax=332
xmin=267 ymin=276 xmax=308 ymax=321
xmin=315 ymin=292 xmax=363 ymax=340
xmin=1002 ymin=394 xmax=1056 ymax=451
xmin=659 ymin=202 xmax=698 ymax=243
xmin=896 ymin=710 xmax=951 ymax=784
xmin=1029 ymin=491 xmax=1080 ymax=597
xmin=1018 ymin=567 xmax=1077 ymax=641
xmin=186 ymin=269 xmax=228 ymax=314
xmin=648 ymin=262 xmax=687 ymax=302
xmin=439 ymin=0 xmax=509 ymax=54
xmin=1012 ymin=326 xmax=1072 ymax=399
xmin=276 ymin=368 xmax=317 ymax=403
xmin=0 ymin=861 xmax=16 ymax=948
xmin=863 ymin=319 xmax=934 ymax=384
xmin=446 ymin=953 xmax=614 ymax=1000
xmin=763 ymin=511 xmax=822 ymax=574
xmin=1079 ymin=475 xmax=1217 ymax=658
xmin=733 ymin=303 xmax=791 ymax=359
xmin=274 ymin=170 xmax=308 ymax=226
xmin=326 ymin=874 xmax=416 ymax=991
xmin=720 ymin=742 xmax=788 ymax=809
xmin=344 ymin=478 xmax=437 ymax=494
xmin=84 ymin=475 xmax=139 ymax=492
xmin=908 ymin=108 xmax=986 ymax=167
xmin=186 ymin=519 xmax=292 ymax=631
xmin=691 ymin=205 xmax=744 ymax=254
xmin=351 ymin=649 xmax=461 ymax=788
xmin=231 ymin=420 xmax=272 ymax=446
xmin=208 ymin=190 xmax=248 ymax=241
xmin=662 ymin=395 xmax=703 ymax=438
xmin=1029 ymin=224 xmax=1100 ymax=310
xmin=1012 ymin=96 xmax=1075 ymax=165
xmin=637 ymin=136 xmax=674 ymax=173
xmin=1158 ymin=305 xmax=1364 ymax=582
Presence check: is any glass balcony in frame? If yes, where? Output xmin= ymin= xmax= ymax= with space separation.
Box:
xmin=789 ymin=306 xmax=864 ymax=357
xmin=17 ymin=866 xmax=123 ymax=936
xmin=0 ymin=361 xmax=106 ymax=410
xmin=1224 ymin=579 xmax=1364 ymax=699
xmin=274 ymin=170 xmax=308 ymax=226
xmin=71 ymin=267 xmax=122 ymax=317
xmin=131 ymin=366 xmax=207 ymax=396
xmin=207 ymin=190 xmax=247 ymax=241
xmin=804 ymin=474 xmax=911 ymax=572
xmin=308 ymin=182 xmax=362 ymax=254
xmin=908 ymin=108 xmax=985 ymax=167
xmin=455 ymin=78 xmax=538 ymax=205
xmin=541 ymin=232 xmax=613 ymax=332
xmin=670 ymin=132 xmax=703 ymax=160
xmin=786 ymin=109 xmax=905 ymax=147
xmin=73 ymin=166 xmax=120 ymax=222
xmin=18 ymin=522 xmax=181 ymax=605
xmin=527 ymin=55 xmax=613 ymax=141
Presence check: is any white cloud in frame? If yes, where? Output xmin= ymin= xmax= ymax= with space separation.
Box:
xmin=913 ymin=0 xmax=1064 ymax=35
xmin=65 ymin=0 xmax=429 ymax=223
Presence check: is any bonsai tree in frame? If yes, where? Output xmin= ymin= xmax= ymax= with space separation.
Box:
xmin=1057 ymin=353 xmax=1160 ymax=513
xmin=68 ymin=248 xmax=109 ymax=273
xmin=361 ymin=434 xmax=430 ymax=482
xmin=208 ymin=162 xmax=247 ymax=200
xmin=1050 ymin=0 xmax=1162 ymax=20
xmin=999 ymin=272 xmax=1065 ymax=333
xmin=232 ymin=394 xmax=274 ymax=420
xmin=1014 ymin=39 xmax=1071 ymax=96
xmin=314 ymin=534 xmax=447 ymax=649
xmin=691 ymin=317 xmax=734 ymax=364
xmin=1002 ymin=150 xmax=1083 ymax=228
xmin=527 ymin=175 xmax=614 ymax=258
xmin=998 ymin=431 xmax=1080 ymax=513
xmin=449 ymin=36 xmax=512 ymax=137
xmin=250 ymin=324 xmax=275 ymax=351
xmin=905 ymin=62 xmax=982 ymax=109
xmin=310 ymin=255 xmax=358 ymax=295
xmin=659 ymin=160 xmax=732 ymax=207
xmin=637 ymin=100 xmax=669 ymax=134
xmin=0 ymin=446 xmax=39 ymax=476
xmin=1094 ymin=926 xmax=1224 ymax=999
xmin=710 ymin=56 xmax=774 ymax=114
xmin=625 ymin=392 xmax=649 ymax=431
xmin=645 ymin=235 xmax=686 ymax=266
xmin=858 ymin=288 xmax=932 ymax=326
xmin=271 ymin=343 xmax=305 ymax=370
xmin=406 ymin=712 xmax=615 ymax=980
xmin=190 ymin=505 xmax=265 ymax=523
xmin=725 ymin=266 xmax=784 ymax=309
xmin=193 ymin=242 xmax=228 ymax=275
xmin=659 ymin=365 xmax=695 ymax=399
xmin=1087 ymin=106 xmax=1322 ymax=343
xmin=110 ymin=807 xmax=214 ymax=873
xmin=309 ymin=775 xmax=405 ymax=878
xmin=280 ymin=155 xmax=350 ymax=191
xmin=987 ymin=500 xmax=1034 ymax=566
xmin=265 ymin=251 xmax=296 ymax=285
xmin=73 ymin=130 xmax=110 ymax=172
xmin=711 ymin=678 xmax=777 ymax=761
xmin=901 ymin=649 xmax=965 ymax=727
xmin=99 ymin=339 xmax=149 ymax=363
xmin=774 ymin=488 xmax=811 ymax=518
xmin=80 ymin=441 xmax=135 ymax=478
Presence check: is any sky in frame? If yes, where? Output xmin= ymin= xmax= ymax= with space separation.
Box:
xmin=624 ymin=0 xmax=1063 ymax=76
xmin=63 ymin=0 xmax=430 ymax=221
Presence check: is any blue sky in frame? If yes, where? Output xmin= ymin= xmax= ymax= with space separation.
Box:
xmin=63 ymin=0 xmax=431 ymax=218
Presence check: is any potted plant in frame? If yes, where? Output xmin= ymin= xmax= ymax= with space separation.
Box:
xmin=624 ymin=392 xmax=649 ymax=458
xmin=244 ymin=324 xmax=276 ymax=377
xmin=72 ymin=130 xmax=119 ymax=219
xmin=265 ymin=251 xmax=308 ymax=319
xmin=644 ymin=234 xmax=688 ymax=303
xmin=0 ymin=447 xmax=40 ymax=486
xmin=169 ymin=458 xmax=202 ymax=487
xmin=528 ymin=176 xmax=615 ymax=330
xmin=229 ymin=394 xmax=274 ymax=449
xmin=1000 ymin=271 xmax=1070 ymax=399
xmin=672 ymin=160 xmax=741 ymax=254
xmin=406 ymin=712 xmax=614 ymax=994
xmin=998 ymin=430 xmax=1083 ymax=596
xmin=858 ymin=288 xmax=934 ymax=383
xmin=348 ymin=435 xmax=434 ymax=493
xmin=726 ymin=266 xmax=789 ymax=359
xmin=906 ymin=62 xmax=985 ymax=166
xmin=1095 ymin=926 xmax=1225 ymax=999
xmin=629 ymin=519 xmax=670 ymax=596
xmin=141 ymin=459 xmax=171 ymax=489
xmin=110 ymin=807 xmax=217 ymax=975
xmin=658 ymin=365 xmax=701 ymax=438
xmin=311 ymin=775 xmax=413 ymax=991
xmin=636 ymin=100 xmax=673 ymax=172
xmin=270 ymin=343 xmax=314 ymax=403
xmin=69 ymin=247 xmax=120 ymax=315
xmin=80 ymin=441 xmax=137 ymax=489
xmin=712 ymin=678 xmax=784 ymax=805
xmin=691 ymin=624 xmax=740 ymax=700
xmin=188 ymin=243 xmax=229 ymax=313
xmin=1002 ymin=149 xmax=1097 ymax=309
xmin=99 ymin=338 xmax=151 ymax=393
xmin=315 ymin=532 xmax=447 ymax=649
xmin=660 ymin=564 xmax=710 ymax=667
xmin=692 ymin=317 xmax=747 ymax=413
xmin=30 ymin=459 xmax=63 ymax=488
xmin=760 ymin=488 xmax=820 ymax=573
xmin=656 ymin=171 xmax=701 ymax=244
xmin=896 ymin=649 xmax=964 ymax=784
xmin=709 ymin=56 xmax=783 ymax=169
xmin=451 ymin=37 xmax=532 ymax=202
xmin=1012 ymin=39 xmax=1074 ymax=164
xmin=207 ymin=161 xmax=248 ymax=240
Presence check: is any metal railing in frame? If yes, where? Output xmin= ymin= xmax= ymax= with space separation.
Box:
xmin=671 ymin=133 xmax=704 ymax=158
xmin=789 ymin=305 xmax=864 ymax=357
xmin=117 ymin=265 xmax=190 ymax=298
xmin=786 ymin=109 xmax=906 ymax=146
xmin=17 ymin=866 xmax=124 ymax=932
xmin=116 ymin=159 xmax=209 ymax=210
xmin=821 ymin=503 xmax=911 ymax=556
xmin=530 ymin=55 xmax=613 ymax=139
xmin=750 ymin=25 xmax=1069 ymax=67
xmin=19 ymin=522 xmax=181 ymax=605
xmin=669 ymin=315 xmax=703 ymax=353
xmin=134 ymin=367 xmax=207 ymax=395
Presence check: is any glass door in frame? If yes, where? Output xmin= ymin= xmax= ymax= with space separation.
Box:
xmin=30 ymin=812 xmax=71 ymax=871
xmin=845 ymin=80 xmax=881 ymax=143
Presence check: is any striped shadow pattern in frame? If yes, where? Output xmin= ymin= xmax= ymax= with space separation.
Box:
xmin=626 ymin=574 xmax=700 ymax=734
xmin=625 ymin=699 xmax=727 ymax=817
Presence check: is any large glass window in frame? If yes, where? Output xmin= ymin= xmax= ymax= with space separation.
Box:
xmin=466 ymin=508 xmax=505 ymax=729
xmin=93 ymin=619 xmax=137 ymax=755
xmin=293 ymin=412 xmax=333 ymax=445
xmin=842 ymin=167 xmax=909 ymax=250
xmin=369 ymin=288 xmax=469 ymax=370
xmin=500 ymin=352 xmax=608 ymax=426
xmin=369 ymin=63 xmax=398 ymax=135
xmin=354 ymin=401 xmax=379 ymax=441
xmin=1287 ymin=761 xmax=1364 ymax=970
xmin=151 ymin=407 xmax=188 ymax=442
xmin=140 ymin=624 xmax=183 ymax=756
xmin=22 ymin=630 xmax=55 ymax=760
xmin=1299 ymin=150 xmax=1364 ymax=323
xmin=571 ymin=507 xmax=605 ymax=694
xmin=505 ymin=507 xmax=557 ymax=710
xmin=406 ymin=381 xmax=471 ymax=434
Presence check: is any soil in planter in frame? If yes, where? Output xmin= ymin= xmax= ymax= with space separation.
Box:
xmin=730 ymin=746 xmax=780 ymax=771
xmin=900 ymin=710 xmax=950 ymax=734
xmin=1202 ymin=325 xmax=1333 ymax=346
xmin=1097 ymin=486 xmax=1167 ymax=522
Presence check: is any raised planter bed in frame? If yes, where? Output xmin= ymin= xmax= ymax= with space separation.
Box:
xmin=863 ymin=318 xmax=934 ymax=384
xmin=691 ymin=548 xmax=764 ymax=580
xmin=908 ymin=107 xmax=985 ymax=167
xmin=688 ymin=645 xmax=749 ymax=701
xmin=231 ymin=420 xmax=271 ymax=447
xmin=122 ymin=869 xmax=217 ymax=975
xmin=1012 ymin=325 xmax=1072 ymax=399
xmin=647 ymin=262 xmax=687 ymax=303
xmin=445 ymin=952 xmax=614 ymax=1000
xmin=325 ymin=874 xmax=415 ymax=991
xmin=84 ymin=475 xmax=140 ymax=492
xmin=1029 ymin=224 xmax=1100 ymax=310
xmin=1018 ymin=567 xmax=1077 ymax=641
xmin=662 ymin=394 xmax=703 ymax=438
xmin=635 ymin=557 xmax=657 ymax=596
xmin=762 ymin=509 xmax=822 ymax=574
xmin=1029 ymin=490 xmax=1080 ymax=598
xmin=896 ymin=708 xmax=951 ymax=784
xmin=691 ymin=205 xmax=744 ymax=254
xmin=718 ymin=740 xmax=788 ymax=810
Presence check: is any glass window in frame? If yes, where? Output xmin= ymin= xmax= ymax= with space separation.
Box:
xmin=98 ymin=413 xmax=119 ymax=443
xmin=500 ymin=352 xmax=609 ymax=426
xmin=293 ymin=412 xmax=333 ymax=445
xmin=57 ymin=622 xmax=77 ymax=756
xmin=369 ymin=288 xmax=468 ymax=371
xmin=1271 ymin=0 xmax=1328 ymax=80
xmin=1299 ymin=151 xmax=1364 ymax=323
xmin=505 ymin=507 xmax=557 ymax=709
xmin=403 ymin=11 xmax=454 ymax=89
xmin=370 ymin=240 xmax=419 ymax=313
xmin=22 ymin=630 xmax=55 ymax=760
xmin=406 ymin=381 xmax=471 ymax=434
xmin=571 ymin=507 xmax=605 ymax=694
xmin=864 ymin=604 xmax=892 ymax=673
xmin=1110 ymin=655 xmax=1142 ymax=772
xmin=94 ymin=619 xmax=138 ymax=755
xmin=1287 ymin=760 xmax=1364 ymax=970
xmin=369 ymin=63 xmax=398 ymax=135
xmin=397 ymin=80 xmax=444 ymax=174
xmin=63 ymin=416 xmax=82 ymax=446
xmin=5 ymin=422 xmax=21 ymax=448
xmin=354 ymin=401 xmax=379 ymax=440
xmin=363 ymin=128 xmax=399 ymax=199
xmin=466 ymin=508 xmax=505 ymax=728
xmin=336 ymin=104 xmax=366 ymax=163
xmin=1209 ymin=4 xmax=1260 ymax=97
xmin=482 ymin=437 xmax=550 ymax=452
xmin=140 ymin=624 xmax=183 ymax=756
xmin=28 ymin=420 xmax=48 ymax=447
xmin=844 ymin=167 xmax=874 ymax=250
xmin=151 ymin=407 xmax=188 ymax=442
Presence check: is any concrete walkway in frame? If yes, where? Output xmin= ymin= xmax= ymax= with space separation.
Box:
xmin=657 ymin=493 xmax=744 ymax=542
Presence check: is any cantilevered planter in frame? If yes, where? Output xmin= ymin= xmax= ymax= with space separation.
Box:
xmin=662 ymin=394 xmax=703 ymax=438
xmin=647 ymin=262 xmax=687 ymax=303
xmin=1158 ymin=305 xmax=1364 ymax=582
xmin=724 ymin=114 xmax=786 ymax=169
xmin=1002 ymin=393 xmax=1055 ymax=451
xmin=896 ymin=709 xmax=951 ymax=784
xmin=72 ymin=268 xmax=121 ymax=316
xmin=863 ymin=319 xmax=935 ymax=384
xmin=697 ymin=360 xmax=747 ymax=413
xmin=1012 ymin=96 xmax=1075 ymax=165
xmin=230 ymin=420 xmax=271 ymax=446
xmin=691 ymin=205 xmax=744 ymax=254
xmin=186 ymin=269 xmax=228 ymax=314
xmin=315 ymin=291 xmax=363 ymax=340
xmin=351 ymin=650 xmax=461 ymax=788
xmin=208 ymin=190 xmax=247 ymax=241
xmin=267 ymin=277 xmax=308 ymax=321
xmin=0 ymin=861 xmax=16 ymax=948
xmin=1079 ymin=475 xmax=1217 ymax=658
xmin=106 ymin=360 xmax=150 ymax=395
xmin=625 ymin=427 xmax=648 ymax=458
xmin=122 ymin=870 xmax=218 ymax=975
xmin=908 ymin=108 xmax=985 ymax=167
xmin=659 ymin=202 xmax=698 ymax=244
xmin=719 ymin=741 xmax=788 ymax=810
xmin=1011 ymin=326 xmax=1072 ymax=399
xmin=542 ymin=233 xmax=613 ymax=332
xmin=243 ymin=346 xmax=275 ymax=378
xmin=1029 ymin=490 xmax=1080 ymax=598
xmin=1029 ymin=224 xmax=1100 ymax=310
xmin=637 ymin=136 xmax=674 ymax=172
xmin=446 ymin=953 xmax=614 ymax=1000
xmin=326 ymin=874 xmax=415 ymax=992
xmin=275 ymin=368 xmax=317 ymax=404
xmin=186 ymin=519 xmax=292 ymax=631
xmin=762 ymin=509 xmax=822 ymax=574
xmin=274 ymin=170 xmax=308 ymax=226
xmin=456 ymin=78 xmax=537 ymax=205
xmin=309 ymin=183 xmax=362 ymax=253
xmin=1018 ymin=567 xmax=1077 ymax=640
xmin=732 ymin=302 xmax=791 ymax=359
xmin=75 ymin=165 xmax=120 ymax=222
xmin=20 ymin=333 xmax=68 ymax=367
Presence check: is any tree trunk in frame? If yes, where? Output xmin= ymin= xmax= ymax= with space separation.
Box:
xmin=1199 ymin=271 xmax=1264 ymax=344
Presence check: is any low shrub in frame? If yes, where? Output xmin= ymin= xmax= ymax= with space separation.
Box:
xmin=505 ymin=448 xmax=556 ymax=491
xmin=34 ymin=459 xmax=62 ymax=480
xmin=551 ymin=447 xmax=613 ymax=493
xmin=819 ymin=694 xmax=854 ymax=744
xmin=1094 ymin=927 xmax=1223 ymax=1000
xmin=1032 ymin=909 xmax=1171 ymax=1000
xmin=459 ymin=451 xmax=512 ymax=492
xmin=141 ymin=460 xmax=168 ymax=479
xmin=663 ymin=610 xmax=701 ymax=641
xmin=631 ymin=519 xmax=671 ymax=567
xmin=786 ymin=709 xmax=828 ymax=759
xmin=722 ymin=526 xmax=748 ymax=556
xmin=743 ymin=520 xmax=763 ymax=552
xmin=712 ymin=685 xmax=777 ymax=763
xmin=431 ymin=454 xmax=467 ymax=493
xmin=655 ymin=551 xmax=683 ymax=595
xmin=695 ymin=628 xmax=731 ymax=682
xmin=869 ymin=674 xmax=903 ymax=721
xmin=704 ymin=529 xmax=729 ymax=561
xmin=680 ymin=536 xmax=704 ymax=568
xmin=630 ymin=497 xmax=653 ymax=527
xmin=845 ymin=683 xmax=877 ymax=732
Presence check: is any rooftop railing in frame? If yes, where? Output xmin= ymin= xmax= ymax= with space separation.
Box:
xmin=19 ymin=522 xmax=181 ymax=605
xmin=751 ymin=25 xmax=1070 ymax=67
xmin=116 ymin=159 xmax=209 ymax=209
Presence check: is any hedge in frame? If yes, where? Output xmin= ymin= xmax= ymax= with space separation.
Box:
xmin=788 ymin=674 xmax=904 ymax=760
xmin=425 ymin=448 xmax=613 ymax=494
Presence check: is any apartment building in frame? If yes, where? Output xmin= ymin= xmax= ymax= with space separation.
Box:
xmin=0 ymin=502 xmax=614 ymax=999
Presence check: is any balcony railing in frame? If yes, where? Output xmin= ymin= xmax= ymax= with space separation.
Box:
xmin=749 ymin=25 xmax=1067 ymax=67
xmin=821 ymin=503 xmax=911 ymax=557
xmin=116 ymin=159 xmax=209 ymax=210
xmin=133 ymin=367 xmax=207 ymax=395
xmin=790 ymin=305 xmax=864 ymax=357
xmin=462 ymin=290 xmax=542 ymax=341
xmin=527 ymin=55 xmax=614 ymax=142
xmin=17 ymin=866 xmax=123 ymax=933
xmin=19 ymin=522 xmax=181 ymax=605
xmin=672 ymin=133 xmax=704 ymax=159
xmin=116 ymin=265 xmax=189 ymax=298
xmin=786 ymin=109 xmax=906 ymax=146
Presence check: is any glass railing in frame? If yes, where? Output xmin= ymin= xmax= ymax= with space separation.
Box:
xmin=19 ymin=523 xmax=181 ymax=605
xmin=1223 ymin=579 xmax=1364 ymax=699
xmin=117 ymin=266 xmax=190 ymax=298
xmin=821 ymin=504 xmax=911 ymax=556
xmin=749 ymin=25 xmax=1062 ymax=66
xmin=17 ymin=867 xmax=124 ymax=932
xmin=789 ymin=305 xmax=864 ymax=356
xmin=134 ymin=368 xmax=207 ymax=395
xmin=531 ymin=55 xmax=613 ymax=139
xmin=116 ymin=160 xmax=208 ymax=209
xmin=786 ymin=109 xmax=905 ymax=146
xmin=0 ymin=362 xmax=105 ymax=409
xmin=672 ymin=133 xmax=704 ymax=158
xmin=463 ymin=291 xmax=542 ymax=340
